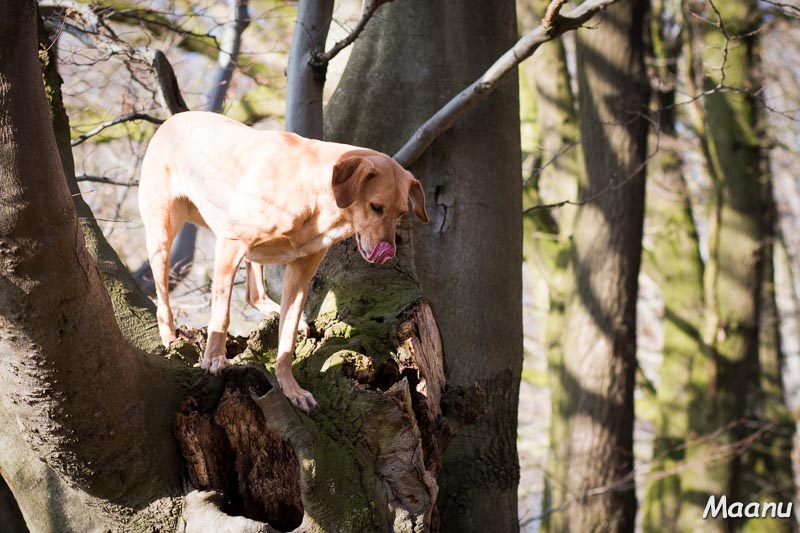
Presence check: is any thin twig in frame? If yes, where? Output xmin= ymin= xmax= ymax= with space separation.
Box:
xmin=311 ymin=0 xmax=394 ymax=67
xmin=76 ymin=175 xmax=138 ymax=187
xmin=71 ymin=113 xmax=164 ymax=146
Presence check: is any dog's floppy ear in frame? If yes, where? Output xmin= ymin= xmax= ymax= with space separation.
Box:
xmin=409 ymin=179 xmax=429 ymax=223
xmin=332 ymin=154 xmax=376 ymax=208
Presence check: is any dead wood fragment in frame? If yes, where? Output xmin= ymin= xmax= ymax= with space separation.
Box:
xmin=176 ymin=386 xmax=302 ymax=531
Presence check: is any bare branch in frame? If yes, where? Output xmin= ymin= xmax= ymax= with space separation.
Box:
xmin=393 ymin=0 xmax=622 ymax=167
xmin=204 ymin=0 xmax=250 ymax=112
xmin=41 ymin=5 xmax=189 ymax=115
xmin=543 ymin=0 xmax=568 ymax=32
xmin=71 ymin=113 xmax=164 ymax=146
xmin=38 ymin=0 xmax=98 ymax=32
xmin=311 ymin=0 xmax=394 ymax=67
xmin=76 ymin=175 xmax=139 ymax=187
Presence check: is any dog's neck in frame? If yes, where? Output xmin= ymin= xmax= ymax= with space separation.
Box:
xmin=311 ymin=206 xmax=354 ymax=251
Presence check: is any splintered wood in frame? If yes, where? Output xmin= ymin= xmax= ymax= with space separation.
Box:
xmin=176 ymin=388 xmax=303 ymax=531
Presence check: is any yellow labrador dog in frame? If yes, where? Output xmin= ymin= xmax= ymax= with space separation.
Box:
xmin=139 ymin=111 xmax=428 ymax=412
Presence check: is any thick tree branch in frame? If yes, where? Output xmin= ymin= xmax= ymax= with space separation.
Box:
xmin=0 ymin=6 xmax=195 ymax=525
xmin=71 ymin=112 xmax=164 ymax=146
xmin=38 ymin=14 xmax=162 ymax=351
xmin=393 ymin=0 xmax=622 ymax=167
xmin=310 ymin=0 xmax=394 ymax=68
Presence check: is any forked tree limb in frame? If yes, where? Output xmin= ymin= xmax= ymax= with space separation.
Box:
xmin=310 ymin=0 xmax=395 ymax=68
xmin=393 ymin=0 xmax=622 ymax=167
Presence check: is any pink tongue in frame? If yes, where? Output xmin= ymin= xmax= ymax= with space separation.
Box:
xmin=368 ymin=242 xmax=395 ymax=264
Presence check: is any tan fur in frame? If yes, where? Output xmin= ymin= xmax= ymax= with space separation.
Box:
xmin=138 ymin=111 xmax=428 ymax=412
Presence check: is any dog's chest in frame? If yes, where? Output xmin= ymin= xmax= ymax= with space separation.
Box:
xmin=245 ymin=224 xmax=353 ymax=265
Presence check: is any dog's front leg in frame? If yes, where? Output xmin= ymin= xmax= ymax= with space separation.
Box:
xmin=276 ymin=250 xmax=326 ymax=412
xmin=201 ymin=238 xmax=246 ymax=374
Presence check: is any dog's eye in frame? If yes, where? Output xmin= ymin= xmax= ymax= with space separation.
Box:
xmin=370 ymin=203 xmax=384 ymax=215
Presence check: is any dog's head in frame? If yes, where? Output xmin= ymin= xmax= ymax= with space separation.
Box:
xmin=332 ymin=151 xmax=429 ymax=265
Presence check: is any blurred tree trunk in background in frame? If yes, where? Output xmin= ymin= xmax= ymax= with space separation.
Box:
xmin=326 ymin=1 xmax=522 ymax=529
xmin=740 ymin=192 xmax=797 ymax=526
xmin=683 ymin=1 xmax=795 ymax=530
xmin=641 ymin=1 xmax=708 ymax=530
xmin=544 ymin=0 xmax=649 ymax=530
xmin=516 ymin=0 xmax=582 ymax=521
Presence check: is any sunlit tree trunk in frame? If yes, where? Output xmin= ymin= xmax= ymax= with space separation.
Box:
xmin=326 ymin=1 xmax=522 ymax=529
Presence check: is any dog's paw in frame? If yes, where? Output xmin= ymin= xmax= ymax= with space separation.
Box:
xmin=201 ymin=354 xmax=230 ymax=375
xmin=287 ymin=389 xmax=318 ymax=413
xmin=277 ymin=370 xmax=318 ymax=412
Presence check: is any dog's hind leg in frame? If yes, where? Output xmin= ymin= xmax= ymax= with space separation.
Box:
xmin=246 ymin=261 xmax=310 ymax=335
xmin=142 ymin=201 xmax=183 ymax=347
xmin=202 ymin=237 xmax=246 ymax=375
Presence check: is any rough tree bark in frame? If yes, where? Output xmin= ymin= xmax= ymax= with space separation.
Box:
xmin=0 ymin=3 xmax=191 ymax=529
xmin=2 ymin=1 xmax=468 ymax=531
xmin=37 ymin=19 xmax=161 ymax=352
xmin=544 ymin=0 xmax=649 ymax=530
xmin=324 ymin=1 xmax=522 ymax=529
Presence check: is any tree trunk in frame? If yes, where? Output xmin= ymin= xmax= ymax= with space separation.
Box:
xmin=285 ymin=0 xmax=333 ymax=139
xmin=325 ymin=1 xmax=523 ymax=529
xmin=37 ymin=19 xmax=161 ymax=352
xmin=0 ymin=3 xmax=191 ymax=529
xmin=544 ymin=0 xmax=649 ymax=530
xmin=683 ymin=3 xmax=782 ymax=531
